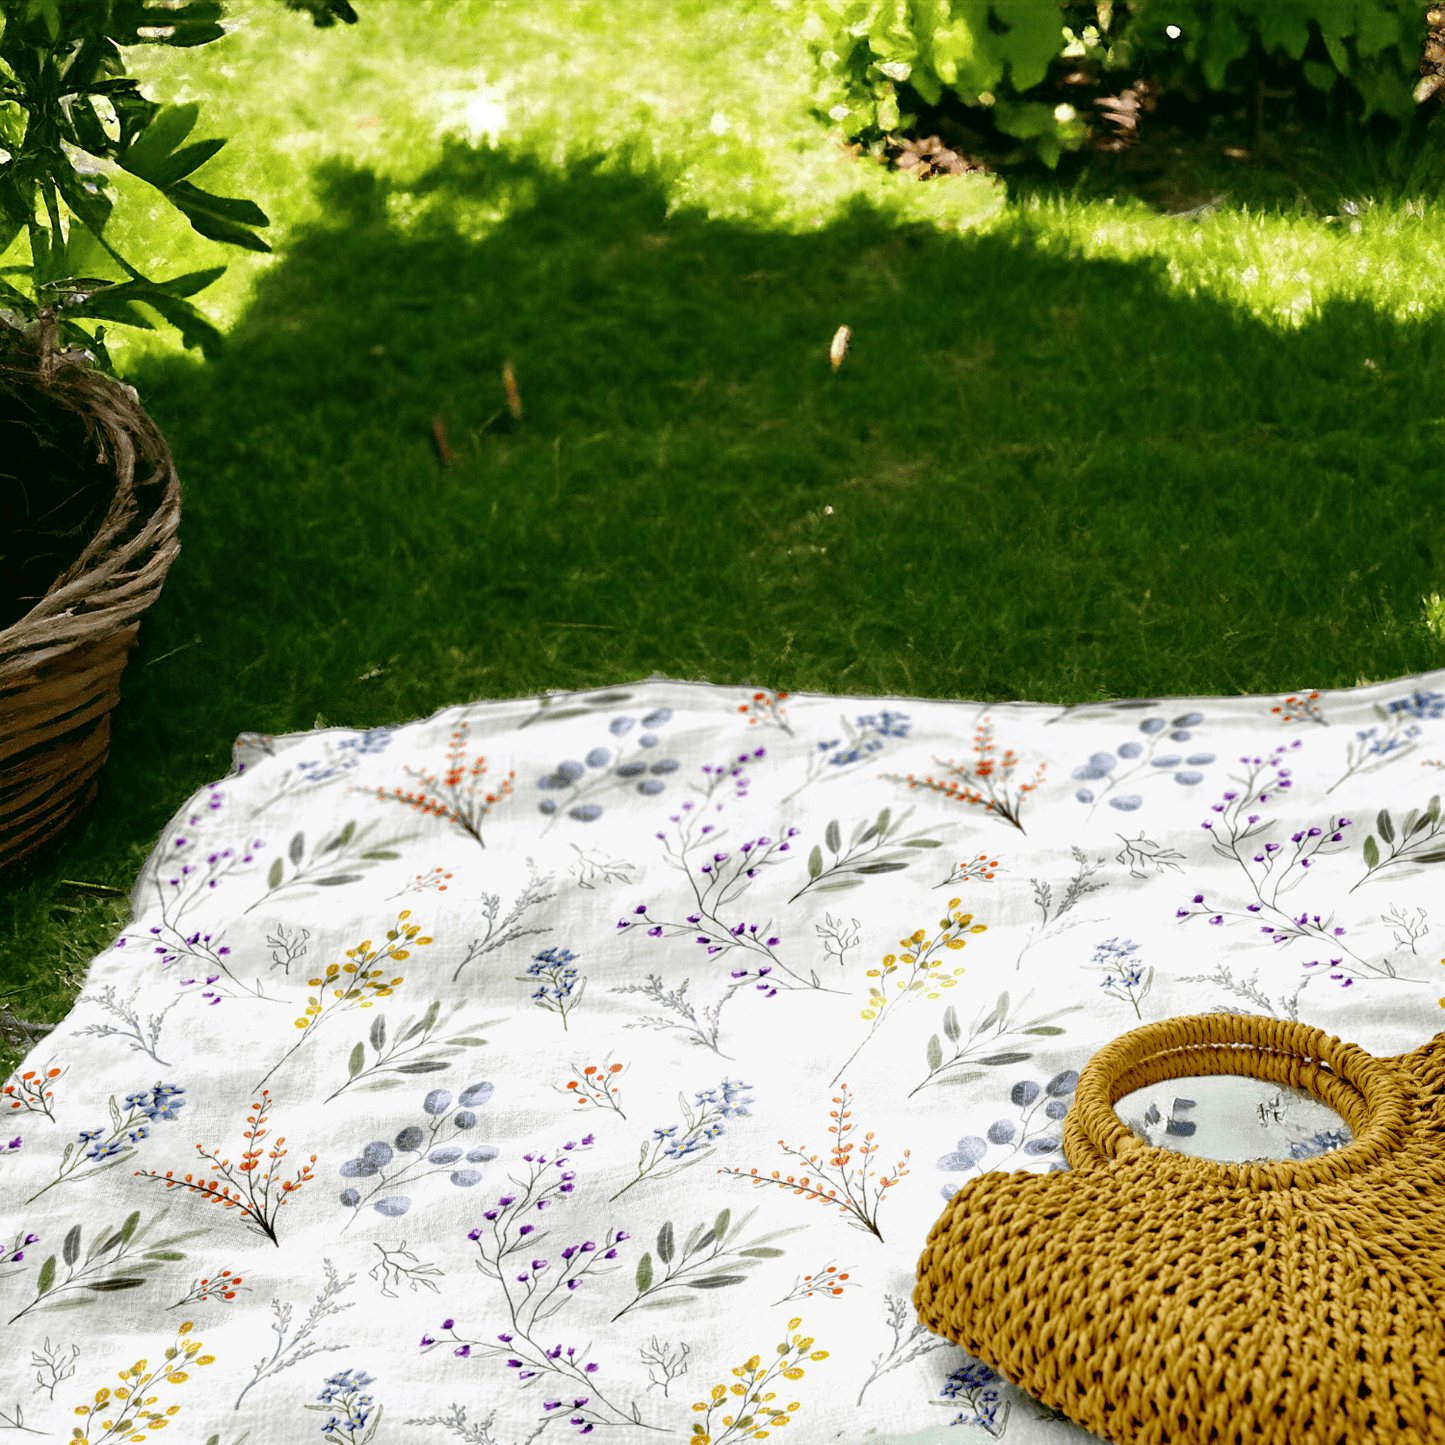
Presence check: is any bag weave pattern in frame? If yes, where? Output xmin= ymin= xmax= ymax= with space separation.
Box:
xmin=913 ymin=1012 xmax=1445 ymax=1443
xmin=0 ymin=313 xmax=181 ymax=870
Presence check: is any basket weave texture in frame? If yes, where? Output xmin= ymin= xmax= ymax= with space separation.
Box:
xmin=913 ymin=1011 xmax=1445 ymax=1444
xmin=0 ymin=313 xmax=181 ymax=872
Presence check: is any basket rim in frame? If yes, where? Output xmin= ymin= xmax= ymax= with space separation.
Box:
xmin=0 ymin=316 xmax=182 ymax=667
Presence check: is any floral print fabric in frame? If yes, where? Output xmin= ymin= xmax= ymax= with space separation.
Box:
xmin=4 ymin=671 xmax=1444 ymax=1445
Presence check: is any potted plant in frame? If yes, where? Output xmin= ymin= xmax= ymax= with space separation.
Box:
xmin=0 ymin=0 xmax=358 ymax=873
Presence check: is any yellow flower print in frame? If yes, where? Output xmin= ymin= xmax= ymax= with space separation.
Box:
xmin=687 ymin=1319 xmax=828 ymax=1444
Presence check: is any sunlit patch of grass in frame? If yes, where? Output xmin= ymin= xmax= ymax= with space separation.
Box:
xmin=995 ymin=189 xmax=1444 ymax=330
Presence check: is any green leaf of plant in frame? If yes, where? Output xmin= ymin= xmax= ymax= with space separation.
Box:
xmin=1363 ymin=835 xmax=1380 ymax=870
xmin=370 ymin=1014 xmax=386 ymax=1053
xmin=1378 ymin=809 xmax=1395 ymax=844
xmin=901 ymin=838 xmax=943 ymax=847
xmin=635 ymin=1252 xmax=653 ymax=1293
xmin=976 ymin=1051 xmax=1033 ymax=1066
xmin=852 ymin=862 xmax=908 ymax=874
xmin=313 ymin=875 xmax=363 ymax=887
xmin=875 ymin=807 xmax=891 ymax=838
xmin=162 ymin=177 xmax=272 ymax=253
xmin=145 ymin=137 xmax=229 ymax=192
xmin=119 ymin=102 xmax=201 ymax=182
xmin=360 ymin=851 xmax=401 ymax=860
xmin=825 ymin=820 xmax=841 ymax=854
xmin=445 ymin=1037 xmax=489 ymax=1047
xmin=926 ymin=1034 xmax=943 ymax=1072
xmin=737 ymin=1247 xmax=785 ymax=1257
xmin=37 ymin=1256 xmax=55 ymax=1296
xmin=348 ymin=1042 xmax=365 ymax=1079
xmin=684 ymin=1275 xmax=748 ymax=1289
xmin=807 ymin=845 xmax=823 ymax=880
xmin=1411 ymin=849 xmax=1445 ymax=864
xmin=694 ymin=1229 xmax=717 ymax=1251
xmin=813 ymin=879 xmax=863 ymax=892
xmin=656 ymin=1221 xmax=674 ymax=1264
xmin=935 ymin=1070 xmax=987 ymax=1086
xmin=856 ymin=823 xmax=879 ymax=846
xmin=95 ymin=1230 xmax=125 ymax=1257
xmin=942 ymin=1005 xmax=960 ymax=1044
xmin=51 ymin=166 xmax=114 ymax=239
xmin=1430 ymin=795 xmax=1441 ymax=824
xmin=712 ymin=1208 xmax=730 ymax=1243
xmin=339 ymin=820 xmax=357 ymax=847
xmin=401 ymin=1003 xmax=439 ymax=1043
xmin=389 ymin=1061 xmax=451 ymax=1075
xmin=268 ymin=857 xmax=284 ymax=891
xmin=1022 ymin=1026 xmax=1066 ymax=1036
xmin=81 ymin=1278 xmax=147 ymax=1292
xmin=289 ymin=832 xmax=305 ymax=866
xmin=62 ymin=1225 xmax=81 ymax=1267
xmin=119 ymin=1210 xmax=140 ymax=1246
xmin=140 ymin=1250 xmax=186 ymax=1261
xmin=94 ymin=284 xmax=226 ymax=360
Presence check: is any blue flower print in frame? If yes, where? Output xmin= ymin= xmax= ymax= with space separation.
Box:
xmin=309 ymin=1367 xmax=378 ymax=1444
xmin=521 ymin=948 xmax=586 ymax=1030
xmin=856 ymin=711 xmax=912 ymax=739
xmin=1383 ymin=689 xmax=1445 ymax=721
xmin=294 ymin=728 xmax=396 ymax=786
xmin=940 ymin=1358 xmax=1010 ymax=1436
xmin=26 ymin=1081 xmax=188 ymax=1208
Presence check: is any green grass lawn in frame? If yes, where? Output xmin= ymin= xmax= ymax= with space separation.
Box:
xmin=2 ymin=0 xmax=1444 ymax=1071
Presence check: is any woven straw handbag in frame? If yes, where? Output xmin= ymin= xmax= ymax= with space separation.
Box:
xmin=0 ymin=309 xmax=181 ymax=872
xmin=914 ymin=1012 xmax=1445 ymax=1444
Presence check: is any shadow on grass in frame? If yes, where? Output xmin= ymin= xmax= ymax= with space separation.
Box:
xmin=2 ymin=128 xmax=1443 ymax=1022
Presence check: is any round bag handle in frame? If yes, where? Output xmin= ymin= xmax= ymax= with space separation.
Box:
xmin=1063 ymin=1012 xmax=1413 ymax=1187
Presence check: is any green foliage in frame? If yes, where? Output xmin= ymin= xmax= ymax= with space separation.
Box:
xmin=802 ymin=0 xmax=1092 ymax=169
xmin=1121 ymin=0 xmax=1434 ymax=120
xmin=801 ymin=0 xmax=1436 ymax=171
xmin=0 ymin=0 xmax=356 ymax=376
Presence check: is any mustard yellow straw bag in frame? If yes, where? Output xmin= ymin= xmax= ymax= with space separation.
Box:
xmin=913 ymin=1012 xmax=1445 ymax=1443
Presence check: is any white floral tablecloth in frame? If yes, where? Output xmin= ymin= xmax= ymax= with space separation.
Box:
xmin=4 ymin=671 xmax=1444 ymax=1445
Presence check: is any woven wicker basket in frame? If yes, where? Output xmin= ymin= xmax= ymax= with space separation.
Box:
xmin=0 ymin=309 xmax=181 ymax=873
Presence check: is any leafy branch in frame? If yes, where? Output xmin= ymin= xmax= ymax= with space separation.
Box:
xmin=325 ymin=1001 xmax=501 ymax=1104
xmin=613 ymin=1206 xmax=805 ymax=1321
xmin=911 ymin=988 xmax=1086 ymax=1098
xmin=790 ymin=807 xmax=944 ymax=903
xmin=241 ymin=820 xmax=415 ymax=916
xmin=1354 ymin=795 xmax=1445 ymax=891
xmin=8 ymin=1208 xmax=207 ymax=1326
